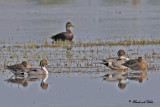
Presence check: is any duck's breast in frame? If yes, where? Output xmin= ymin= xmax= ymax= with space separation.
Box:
xmin=65 ymin=32 xmax=74 ymax=40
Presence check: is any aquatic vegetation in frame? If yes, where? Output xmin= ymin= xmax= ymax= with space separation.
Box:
xmin=0 ymin=38 xmax=160 ymax=73
xmin=10 ymin=54 xmax=15 ymax=59
xmin=2 ymin=38 xmax=160 ymax=51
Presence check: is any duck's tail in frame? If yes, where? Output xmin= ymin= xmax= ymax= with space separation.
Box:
xmin=50 ymin=36 xmax=55 ymax=39
xmin=93 ymin=62 xmax=108 ymax=67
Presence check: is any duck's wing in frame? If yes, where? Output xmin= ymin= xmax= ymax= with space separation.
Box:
xmin=122 ymin=59 xmax=138 ymax=67
xmin=7 ymin=64 xmax=26 ymax=75
xmin=51 ymin=32 xmax=66 ymax=41
xmin=109 ymin=59 xmax=128 ymax=70
xmin=7 ymin=64 xmax=24 ymax=71
xmin=102 ymin=57 xmax=118 ymax=63
xmin=125 ymin=61 xmax=147 ymax=70
xmin=112 ymin=59 xmax=127 ymax=67
xmin=22 ymin=68 xmax=43 ymax=75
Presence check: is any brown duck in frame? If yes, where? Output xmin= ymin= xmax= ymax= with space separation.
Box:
xmin=7 ymin=61 xmax=32 ymax=73
xmin=122 ymin=57 xmax=147 ymax=71
xmin=51 ymin=22 xmax=75 ymax=41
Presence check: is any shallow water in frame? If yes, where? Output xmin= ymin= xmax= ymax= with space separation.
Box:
xmin=0 ymin=0 xmax=160 ymax=43
xmin=0 ymin=0 xmax=160 ymax=107
xmin=1 ymin=71 xmax=160 ymax=107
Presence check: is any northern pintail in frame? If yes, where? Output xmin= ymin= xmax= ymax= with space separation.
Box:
xmin=122 ymin=57 xmax=147 ymax=71
xmin=102 ymin=49 xmax=129 ymax=70
xmin=12 ymin=59 xmax=48 ymax=76
xmin=106 ymin=59 xmax=129 ymax=70
xmin=51 ymin=22 xmax=75 ymax=41
xmin=7 ymin=61 xmax=32 ymax=73
xmin=102 ymin=49 xmax=129 ymax=63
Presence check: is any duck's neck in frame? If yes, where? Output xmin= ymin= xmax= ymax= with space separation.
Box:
xmin=108 ymin=74 xmax=112 ymax=79
xmin=108 ymin=61 xmax=112 ymax=67
xmin=42 ymin=67 xmax=48 ymax=75
xmin=42 ymin=75 xmax=48 ymax=83
xmin=66 ymin=27 xmax=71 ymax=33
xmin=119 ymin=56 xmax=129 ymax=60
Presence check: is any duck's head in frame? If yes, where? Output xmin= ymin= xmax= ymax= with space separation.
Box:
xmin=40 ymin=59 xmax=48 ymax=67
xmin=40 ymin=82 xmax=48 ymax=90
xmin=22 ymin=81 xmax=29 ymax=87
xmin=117 ymin=49 xmax=125 ymax=58
xmin=118 ymin=82 xmax=126 ymax=89
xmin=138 ymin=57 xmax=143 ymax=62
xmin=66 ymin=22 xmax=75 ymax=28
xmin=139 ymin=77 xmax=143 ymax=83
xmin=22 ymin=61 xmax=32 ymax=68
xmin=22 ymin=61 xmax=28 ymax=67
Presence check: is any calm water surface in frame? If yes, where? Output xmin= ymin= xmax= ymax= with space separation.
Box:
xmin=0 ymin=0 xmax=160 ymax=42
xmin=1 ymin=71 xmax=160 ymax=107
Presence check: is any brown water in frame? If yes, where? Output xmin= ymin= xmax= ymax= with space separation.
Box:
xmin=0 ymin=0 xmax=160 ymax=107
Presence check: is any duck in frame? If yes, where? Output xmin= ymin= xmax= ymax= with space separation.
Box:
xmin=122 ymin=57 xmax=147 ymax=71
xmin=51 ymin=22 xmax=75 ymax=41
xmin=12 ymin=59 xmax=48 ymax=76
xmin=106 ymin=59 xmax=129 ymax=70
xmin=6 ymin=61 xmax=32 ymax=73
xmin=102 ymin=49 xmax=129 ymax=63
xmin=102 ymin=49 xmax=129 ymax=70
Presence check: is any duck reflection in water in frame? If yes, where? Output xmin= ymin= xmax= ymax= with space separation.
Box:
xmin=102 ymin=71 xmax=148 ymax=90
xmin=5 ymin=74 xmax=49 ymax=90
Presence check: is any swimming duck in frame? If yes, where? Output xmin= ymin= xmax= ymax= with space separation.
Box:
xmin=102 ymin=49 xmax=129 ymax=63
xmin=6 ymin=61 xmax=32 ymax=73
xmin=122 ymin=57 xmax=147 ymax=71
xmin=12 ymin=59 xmax=48 ymax=76
xmin=106 ymin=59 xmax=129 ymax=70
xmin=102 ymin=49 xmax=129 ymax=70
xmin=51 ymin=22 xmax=75 ymax=41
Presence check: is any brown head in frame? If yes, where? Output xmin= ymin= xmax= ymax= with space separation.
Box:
xmin=22 ymin=61 xmax=28 ymax=67
xmin=138 ymin=57 xmax=143 ymax=62
xmin=118 ymin=82 xmax=126 ymax=89
xmin=117 ymin=49 xmax=125 ymax=58
xmin=138 ymin=77 xmax=143 ymax=83
xmin=66 ymin=22 xmax=74 ymax=31
xmin=40 ymin=59 xmax=48 ymax=67
xmin=22 ymin=61 xmax=32 ymax=68
xmin=40 ymin=82 xmax=48 ymax=90
xmin=22 ymin=81 xmax=29 ymax=87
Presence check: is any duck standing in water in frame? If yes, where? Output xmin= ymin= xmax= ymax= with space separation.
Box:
xmin=6 ymin=61 xmax=32 ymax=73
xmin=10 ymin=59 xmax=48 ymax=76
xmin=122 ymin=57 xmax=147 ymax=71
xmin=51 ymin=22 xmax=75 ymax=41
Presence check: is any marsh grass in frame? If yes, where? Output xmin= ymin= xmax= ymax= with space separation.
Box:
xmin=0 ymin=38 xmax=160 ymax=72
xmin=2 ymin=38 xmax=160 ymax=50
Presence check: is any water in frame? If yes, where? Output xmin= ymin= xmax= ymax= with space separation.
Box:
xmin=1 ymin=71 xmax=160 ymax=107
xmin=0 ymin=0 xmax=160 ymax=107
xmin=0 ymin=0 xmax=160 ymax=42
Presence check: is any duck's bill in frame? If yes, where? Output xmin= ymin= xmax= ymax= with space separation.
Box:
xmin=71 ymin=24 xmax=75 ymax=27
